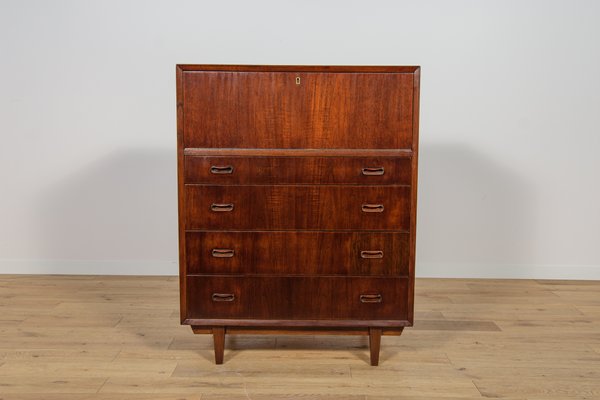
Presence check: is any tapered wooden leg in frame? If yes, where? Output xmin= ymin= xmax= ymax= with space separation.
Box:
xmin=212 ymin=326 xmax=225 ymax=364
xmin=369 ymin=328 xmax=382 ymax=366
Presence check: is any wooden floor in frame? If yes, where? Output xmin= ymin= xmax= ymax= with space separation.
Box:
xmin=0 ymin=276 xmax=599 ymax=399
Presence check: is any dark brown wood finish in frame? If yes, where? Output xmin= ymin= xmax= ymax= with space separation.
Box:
xmin=183 ymin=71 xmax=413 ymax=149
xmin=177 ymin=64 xmax=420 ymax=365
xmin=369 ymin=327 xmax=382 ymax=366
xmin=185 ymin=156 xmax=412 ymax=185
xmin=407 ymin=68 xmax=420 ymax=325
xmin=186 ymin=275 xmax=409 ymax=320
xmin=176 ymin=65 xmax=187 ymax=323
xmin=178 ymin=65 xmax=420 ymax=73
xmin=184 ymin=185 xmax=410 ymax=231
xmin=184 ymin=148 xmax=412 ymax=157
xmin=212 ymin=327 xmax=225 ymax=364
xmin=185 ymin=231 xmax=409 ymax=276
xmin=192 ymin=327 xmax=405 ymax=336
xmin=185 ymin=318 xmax=410 ymax=328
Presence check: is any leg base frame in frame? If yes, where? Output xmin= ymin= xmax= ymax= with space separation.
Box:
xmin=191 ymin=325 xmax=404 ymax=366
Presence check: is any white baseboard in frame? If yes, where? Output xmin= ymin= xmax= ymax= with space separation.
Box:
xmin=0 ymin=259 xmax=178 ymax=276
xmin=418 ymin=262 xmax=600 ymax=280
xmin=1 ymin=259 xmax=599 ymax=280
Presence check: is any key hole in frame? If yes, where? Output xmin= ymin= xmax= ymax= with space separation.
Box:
xmin=295 ymin=76 xmax=301 ymax=85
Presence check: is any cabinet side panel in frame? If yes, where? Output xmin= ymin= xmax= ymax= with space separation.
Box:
xmin=176 ymin=65 xmax=187 ymax=323
xmin=407 ymin=68 xmax=420 ymax=325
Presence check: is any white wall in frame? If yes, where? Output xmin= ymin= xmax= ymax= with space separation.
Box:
xmin=1 ymin=0 xmax=599 ymax=279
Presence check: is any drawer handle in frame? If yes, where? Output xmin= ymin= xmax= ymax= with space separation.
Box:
xmin=362 ymin=167 xmax=385 ymax=176
xmin=210 ymin=165 xmax=234 ymax=174
xmin=212 ymin=249 xmax=235 ymax=258
xmin=361 ymin=204 xmax=384 ymax=213
xmin=212 ymin=293 xmax=235 ymax=302
xmin=361 ymin=250 xmax=384 ymax=259
xmin=211 ymin=203 xmax=234 ymax=212
xmin=360 ymin=294 xmax=383 ymax=303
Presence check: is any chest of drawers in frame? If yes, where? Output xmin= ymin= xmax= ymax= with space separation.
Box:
xmin=176 ymin=65 xmax=420 ymax=365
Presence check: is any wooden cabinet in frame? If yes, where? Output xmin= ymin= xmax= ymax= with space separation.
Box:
xmin=177 ymin=65 xmax=420 ymax=365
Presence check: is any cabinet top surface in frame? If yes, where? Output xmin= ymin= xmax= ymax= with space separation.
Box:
xmin=177 ymin=64 xmax=420 ymax=73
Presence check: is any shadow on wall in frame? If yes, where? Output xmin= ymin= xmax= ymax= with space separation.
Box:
xmin=35 ymin=149 xmax=178 ymax=273
xmin=33 ymin=143 xmax=536 ymax=276
xmin=417 ymin=142 xmax=537 ymax=276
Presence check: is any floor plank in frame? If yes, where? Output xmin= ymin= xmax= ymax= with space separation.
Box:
xmin=0 ymin=275 xmax=599 ymax=399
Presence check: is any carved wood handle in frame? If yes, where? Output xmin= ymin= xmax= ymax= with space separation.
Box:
xmin=211 ymin=203 xmax=234 ymax=212
xmin=212 ymin=293 xmax=235 ymax=302
xmin=362 ymin=167 xmax=385 ymax=176
xmin=210 ymin=165 xmax=234 ymax=174
xmin=212 ymin=249 xmax=235 ymax=258
xmin=360 ymin=250 xmax=384 ymax=259
xmin=361 ymin=204 xmax=384 ymax=213
xmin=360 ymin=294 xmax=383 ymax=303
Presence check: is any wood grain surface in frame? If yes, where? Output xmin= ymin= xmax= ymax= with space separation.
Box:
xmin=176 ymin=65 xmax=421 ymax=365
xmin=184 ymin=156 xmax=412 ymax=185
xmin=185 ymin=231 xmax=409 ymax=276
xmin=1 ymin=275 xmax=599 ymax=399
xmin=185 ymin=275 xmax=409 ymax=321
xmin=184 ymin=185 xmax=411 ymax=231
xmin=182 ymin=71 xmax=414 ymax=149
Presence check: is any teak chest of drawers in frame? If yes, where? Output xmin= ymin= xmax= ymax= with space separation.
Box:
xmin=176 ymin=64 xmax=420 ymax=365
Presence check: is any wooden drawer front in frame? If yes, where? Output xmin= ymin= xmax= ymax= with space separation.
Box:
xmin=184 ymin=156 xmax=411 ymax=185
xmin=182 ymin=71 xmax=414 ymax=149
xmin=186 ymin=276 xmax=408 ymax=320
xmin=186 ymin=231 xmax=409 ymax=276
xmin=184 ymin=185 xmax=410 ymax=231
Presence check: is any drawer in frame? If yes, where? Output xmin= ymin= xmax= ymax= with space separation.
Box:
xmin=184 ymin=156 xmax=411 ymax=185
xmin=186 ymin=276 xmax=409 ymax=320
xmin=184 ymin=185 xmax=410 ymax=231
xmin=182 ymin=71 xmax=414 ymax=149
xmin=186 ymin=231 xmax=409 ymax=276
